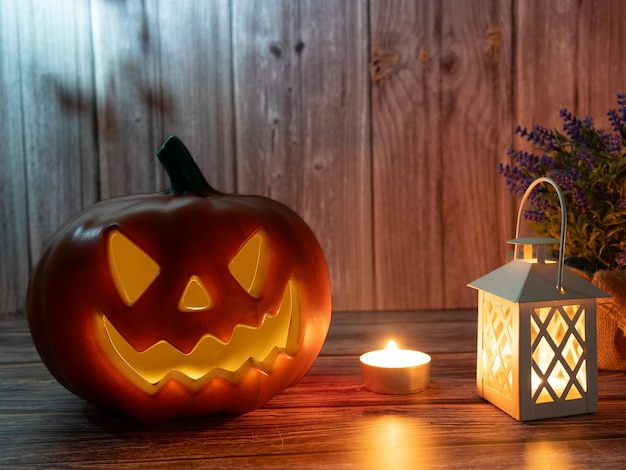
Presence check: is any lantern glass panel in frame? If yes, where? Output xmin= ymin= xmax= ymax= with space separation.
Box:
xmin=530 ymin=305 xmax=587 ymax=405
xmin=481 ymin=297 xmax=513 ymax=397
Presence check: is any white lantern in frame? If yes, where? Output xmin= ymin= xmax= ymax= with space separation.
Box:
xmin=468 ymin=177 xmax=610 ymax=421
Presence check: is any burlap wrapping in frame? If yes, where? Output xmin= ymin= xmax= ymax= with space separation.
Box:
xmin=592 ymin=270 xmax=626 ymax=371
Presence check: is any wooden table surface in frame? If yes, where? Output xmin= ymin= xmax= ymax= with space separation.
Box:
xmin=2 ymin=310 xmax=626 ymax=468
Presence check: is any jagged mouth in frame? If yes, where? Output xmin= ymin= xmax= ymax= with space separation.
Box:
xmin=94 ymin=279 xmax=301 ymax=393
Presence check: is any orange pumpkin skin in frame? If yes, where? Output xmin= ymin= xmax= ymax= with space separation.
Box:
xmin=26 ymin=136 xmax=332 ymax=422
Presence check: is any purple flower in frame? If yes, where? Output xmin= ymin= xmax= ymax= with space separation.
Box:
xmin=616 ymin=251 xmax=626 ymax=268
xmin=608 ymin=95 xmax=626 ymax=139
xmin=607 ymin=108 xmax=623 ymax=134
xmin=573 ymin=187 xmax=589 ymax=213
xmin=531 ymin=124 xmax=557 ymax=150
xmin=550 ymin=168 xmax=579 ymax=191
xmin=529 ymin=189 xmax=557 ymax=213
xmin=609 ymin=134 xmax=622 ymax=156
xmin=506 ymin=148 xmax=540 ymax=173
xmin=577 ymin=148 xmax=597 ymax=168
xmin=516 ymin=124 xmax=556 ymax=150
xmin=539 ymin=153 xmax=560 ymax=170
xmin=496 ymin=163 xmax=532 ymax=197
xmin=523 ymin=209 xmax=548 ymax=223
xmin=514 ymin=125 xmax=529 ymax=139
xmin=619 ymin=93 xmax=626 ymax=120
xmin=560 ymin=108 xmax=585 ymax=144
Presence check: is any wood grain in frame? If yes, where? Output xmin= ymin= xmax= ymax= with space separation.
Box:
xmin=514 ymin=0 xmax=580 ymax=132
xmin=298 ymin=0 xmax=373 ymax=312
xmin=440 ymin=0 xmax=515 ymax=308
xmin=156 ymin=0 xmax=236 ymax=193
xmin=232 ymin=0 xmax=373 ymax=311
xmin=577 ymin=0 xmax=626 ymax=128
xmin=17 ymin=0 xmax=99 ymax=262
xmin=370 ymin=0 xmax=445 ymax=310
xmin=515 ymin=0 xmax=626 ymax=148
xmin=2 ymin=310 xmax=626 ymax=468
xmin=92 ymin=0 xmax=165 ymax=198
xmin=4 ymin=0 xmax=626 ymax=317
xmin=0 ymin=1 xmax=29 ymax=317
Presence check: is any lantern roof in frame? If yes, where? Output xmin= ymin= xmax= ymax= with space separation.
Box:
xmin=468 ymin=260 xmax=610 ymax=303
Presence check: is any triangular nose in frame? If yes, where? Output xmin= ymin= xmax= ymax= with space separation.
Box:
xmin=178 ymin=275 xmax=213 ymax=312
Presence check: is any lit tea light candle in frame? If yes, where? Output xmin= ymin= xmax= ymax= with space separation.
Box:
xmin=360 ymin=340 xmax=431 ymax=394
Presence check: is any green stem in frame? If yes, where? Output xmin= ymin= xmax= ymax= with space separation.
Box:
xmin=157 ymin=135 xmax=218 ymax=196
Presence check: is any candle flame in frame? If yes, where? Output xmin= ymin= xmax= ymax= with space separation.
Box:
xmin=385 ymin=340 xmax=398 ymax=351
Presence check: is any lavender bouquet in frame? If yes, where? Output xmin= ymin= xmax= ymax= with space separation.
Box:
xmin=497 ymin=94 xmax=626 ymax=274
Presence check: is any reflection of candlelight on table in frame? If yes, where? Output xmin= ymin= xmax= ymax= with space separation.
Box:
xmin=360 ymin=340 xmax=431 ymax=394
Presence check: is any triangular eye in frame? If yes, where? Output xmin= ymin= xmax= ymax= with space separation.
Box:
xmin=228 ymin=229 xmax=269 ymax=298
xmin=179 ymin=275 xmax=213 ymax=312
xmin=108 ymin=229 xmax=160 ymax=306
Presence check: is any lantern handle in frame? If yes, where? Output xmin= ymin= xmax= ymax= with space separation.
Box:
xmin=514 ymin=177 xmax=567 ymax=294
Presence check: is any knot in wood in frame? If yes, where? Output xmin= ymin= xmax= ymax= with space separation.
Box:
xmin=441 ymin=52 xmax=457 ymax=75
xmin=485 ymin=26 xmax=503 ymax=63
xmin=370 ymin=45 xmax=400 ymax=86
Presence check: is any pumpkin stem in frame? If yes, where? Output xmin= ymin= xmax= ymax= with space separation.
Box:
xmin=157 ymin=135 xmax=219 ymax=196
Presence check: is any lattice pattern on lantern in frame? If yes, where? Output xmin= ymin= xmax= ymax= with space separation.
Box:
xmin=481 ymin=297 xmax=513 ymax=398
xmin=531 ymin=305 xmax=587 ymax=404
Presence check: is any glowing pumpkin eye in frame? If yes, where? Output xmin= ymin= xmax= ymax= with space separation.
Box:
xmin=108 ymin=230 xmax=160 ymax=306
xmin=228 ymin=229 xmax=269 ymax=298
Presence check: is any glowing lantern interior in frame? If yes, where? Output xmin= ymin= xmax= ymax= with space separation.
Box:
xmin=480 ymin=297 xmax=513 ymax=399
xmin=530 ymin=305 xmax=586 ymax=403
xmin=480 ymin=296 xmax=587 ymax=406
xmin=100 ymin=227 xmax=301 ymax=392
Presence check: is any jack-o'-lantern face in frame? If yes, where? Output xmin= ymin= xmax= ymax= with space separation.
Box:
xmin=96 ymin=228 xmax=302 ymax=392
xmin=26 ymin=136 xmax=332 ymax=422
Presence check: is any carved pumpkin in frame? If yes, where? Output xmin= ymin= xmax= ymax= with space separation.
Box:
xmin=27 ymin=136 xmax=332 ymax=422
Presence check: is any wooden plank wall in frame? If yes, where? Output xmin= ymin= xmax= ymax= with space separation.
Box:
xmin=2 ymin=0 xmax=626 ymax=317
